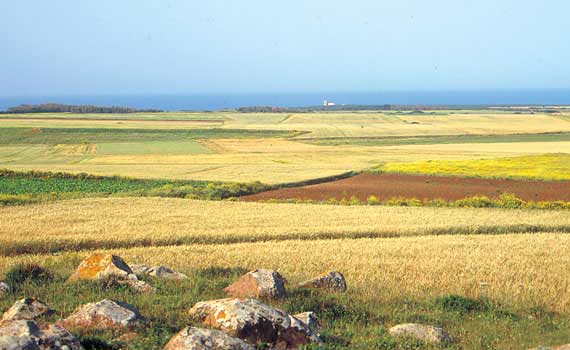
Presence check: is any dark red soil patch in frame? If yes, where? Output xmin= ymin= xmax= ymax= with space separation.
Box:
xmin=242 ymin=173 xmax=570 ymax=202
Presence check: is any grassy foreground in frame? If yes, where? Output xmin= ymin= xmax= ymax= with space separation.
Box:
xmin=2 ymin=233 xmax=570 ymax=349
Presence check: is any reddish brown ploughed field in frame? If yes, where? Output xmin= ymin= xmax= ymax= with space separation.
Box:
xmin=242 ymin=173 xmax=570 ymax=202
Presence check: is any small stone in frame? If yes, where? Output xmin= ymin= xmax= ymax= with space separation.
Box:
xmin=164 ymin=327 xmax=255 ymax=350
xmin=67 ymin=253 xmax=133 ymax=281
xmin=189 ymin=298 xmax=320 ymax=349
xmin=0 ymin=282 xmax=10 ymax=297
xmin=224 ymin=269 xmax=286 ymax=300
xmin=130 ymin=264 xmax=187 ymax=280
xmin=1 ymin=299 xmax=52 ymax=323
xmin=117 ymin=279 xmax=156 ymax=294
xmin=294 ymin=312 xmax=319 ymax=335
xmin=113 ymin=331 xmax=139 ymax=344
xmin=58 ymin=299 xmax=146 ymax=332
xmin=389 ymin=323 xmax=451 ymax=344
xmin=298 ymin=271 xmax=347 ymax=293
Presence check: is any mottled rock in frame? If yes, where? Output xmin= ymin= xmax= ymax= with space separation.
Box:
xmin=68 ymin=253 xmax=133 ymax=281
xmin=293 ymin=312 xmax=319 ymax=335
xmin=36 ymin=323 xmax=83 ymax=350
xmin=189 ymin=298 xmax=320 ymax=349
xmin=0 ymin=320 xmax=39 ymax=338
xmin=389 ymin=323 xmax=451 ymax=344
xmin=68 ymin=254 xmax=155 ymax=293
xmin=0 ymin=335 xmax=39 ymax=350
xmin=298 ymin=271 xmax=347 ymax=292
xmin=0 ymin=282 xmax=10 ymax=297
xmin=164 ymin=327 xmax=255 ymax=350
xmin=130 ymin=264 xmax=187 ymax=280
xmin=0 ymin=319 xmax=82 ymax=350
xmin=1 ymin=299 xmax=52 ymax=323
xmin=59 ymin=299 xmax=146 ymax=331
xmin=224 ymin=269 xmax=286 ymax=300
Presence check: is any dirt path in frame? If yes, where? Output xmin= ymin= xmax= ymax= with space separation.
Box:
xmin=242 ymin=173 xmax=570 ymax=202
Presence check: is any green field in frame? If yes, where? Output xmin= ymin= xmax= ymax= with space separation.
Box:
xmin=96 ymin=141 xmax=211 ymax=155
xmin=306 ymin=132 xmax=570 ymax=147
xmin=0 ymin=127 xmax=296 ymax=144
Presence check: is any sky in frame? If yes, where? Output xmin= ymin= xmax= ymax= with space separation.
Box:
xmin=1 ymin=0 xmax=569 ymax=96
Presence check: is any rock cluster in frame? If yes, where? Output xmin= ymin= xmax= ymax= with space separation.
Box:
xmin=189 ymin=298 xmax=320 ymax=349
xmin=1 ymin=253 xmax=351 ymax=349
xmin=0 ymin=299 xmax=82 ymax=350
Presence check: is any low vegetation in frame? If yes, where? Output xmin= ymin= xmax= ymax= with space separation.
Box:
xmin=305 ymin=132 xmax=570 ymax=147
xmin=0 ymin=169 xmax=271 ymax=205
xmin=261 ymin=192 xmax=570 ymax=210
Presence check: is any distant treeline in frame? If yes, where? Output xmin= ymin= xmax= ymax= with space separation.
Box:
xmin=2 ymin=103 xmax=163 ymax=114
xmin=236 ymin=104 xmax=564 ymax=113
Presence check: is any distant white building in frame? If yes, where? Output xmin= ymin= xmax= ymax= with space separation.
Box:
xmin=323 ymin=100 xmax=336 ymax=107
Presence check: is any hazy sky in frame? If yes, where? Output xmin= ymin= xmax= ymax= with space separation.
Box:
xmin=1 ymin=0 xmax=569 ymax=96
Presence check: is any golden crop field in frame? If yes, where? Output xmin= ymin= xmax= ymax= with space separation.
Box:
xmin=2 ymin=197 xmax=570 ymax=313
xmin=1 ymin=211 xmax=569 ymax=313
xmin=2 ymin=111 xmax=570 ymax=182
xmin=2 ymin=196 xmax=570 ymax=256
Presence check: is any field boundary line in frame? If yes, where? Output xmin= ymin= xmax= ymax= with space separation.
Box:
xmin=3 ymin=223 xmax=570 ymax=257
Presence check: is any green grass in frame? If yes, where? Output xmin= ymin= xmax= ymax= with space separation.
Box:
xmin=0 ymin=170 xmax=175 ymax=195
xmin=0 ymin=127 xmax=298 ymax=145
xmin=305 ymin=132 xmax=570 ymax=147
xmin=0 ymin=262 xmax=568 ymax=350
xmin=96 ymin=141 xmax=211 ymax=155
xmin=0 ymin=169 xmax=269 ymax=205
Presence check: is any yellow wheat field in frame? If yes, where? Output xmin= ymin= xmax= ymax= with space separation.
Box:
xmin=2 ymin=198 xmax=570 ymax=253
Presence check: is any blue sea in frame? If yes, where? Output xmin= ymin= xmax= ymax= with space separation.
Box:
xmin=1 ymin=89 xmax=569 ymax=111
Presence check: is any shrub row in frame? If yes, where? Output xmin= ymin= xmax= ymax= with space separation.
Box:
xmin=0 ymin=169 xmax=271 ymax=205
xmin=260 ymin=193 xmax=570 ymax=210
